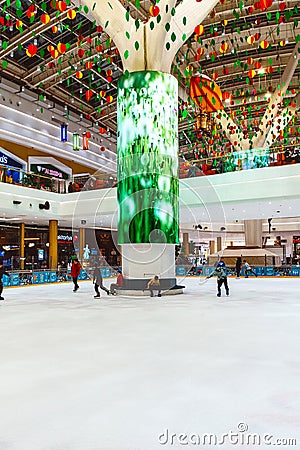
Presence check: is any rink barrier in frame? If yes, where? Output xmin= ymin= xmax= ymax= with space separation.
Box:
xmin=2 ymin=265 xmax=300 ymax=287
xmin=176 ymin=266 xmax=300 ymax=277
xmin=2 ymin=268 xmax=112 ymax=287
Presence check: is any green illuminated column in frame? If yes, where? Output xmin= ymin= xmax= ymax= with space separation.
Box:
xmin=117 ymin=71 xmax=179 ymax=288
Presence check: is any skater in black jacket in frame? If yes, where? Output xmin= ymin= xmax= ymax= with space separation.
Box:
xmin=206 ymin=266 xmax=229 ymax=297
xmin=0 ymin=262 xmax=10 ymax=300
xmin=235 ymin=257 xmax=242 ymax=278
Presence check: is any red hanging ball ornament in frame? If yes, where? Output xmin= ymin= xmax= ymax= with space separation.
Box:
xmin=149 ymin=5 xmax=160 ymax=17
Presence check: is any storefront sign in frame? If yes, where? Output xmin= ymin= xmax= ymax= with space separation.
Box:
xmin=57 ymin=234 xmax=73 ymax=244
xmin=31 ymin=164 xmax=69 ymax=180
xmin=0 ymin=151 xmax=24 ymax=169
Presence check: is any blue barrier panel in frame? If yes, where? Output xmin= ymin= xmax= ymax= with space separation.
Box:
xmin=32 ymin=272 xmax=41 ymax=284
xmin=255 ymin=266 xmax=264 ymax=276
xmin=264 ymin=267 xmax=274 ymax=276
xmin=176 ymin=266 xmax=186 ymax=276
xmin=49 ymin=271 xmax=57 ymax=282
xmin=43 ymin=271 xmax=50 ymax=283
xmin=203 ymin=267 xmax=215 ymax=276
xmin=3 ymin=274 xmax=12 ymax=286
xmin=39 ymin=272 xmax=46 ymax=283
xmin=101 ymin=268 xmax=111 ymax=278
xmin=291 ymin=266 xmax=300 ymax=276
xmin=78 ymin=270 xmax=88 ymax=280
xmin=196 ymin=266 xmax=204 ymax=276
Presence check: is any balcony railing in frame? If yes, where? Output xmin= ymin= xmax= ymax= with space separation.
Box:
xmin=1 ymin=145 xmax=299 ymax=193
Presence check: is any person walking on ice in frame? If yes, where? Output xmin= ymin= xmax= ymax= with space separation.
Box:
xmin=93 ymin=264 xmax=110 ymax=298
xmin=0 ymin=261 xmax=10 ymax=300
xmin=243 ymin=260 xmax=257 ymax=278
xmin=206 ymin=265 xmax=230 ymax=297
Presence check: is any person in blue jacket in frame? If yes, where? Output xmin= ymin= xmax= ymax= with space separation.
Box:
xmin=206 ymin=265 xmax=229 ymax=297
xmin=0 ymin=261 xmax=10 ymax=300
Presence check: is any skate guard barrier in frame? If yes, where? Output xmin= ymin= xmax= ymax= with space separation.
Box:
xmin=2 ymin=265 xmax=300 ymax=288
xmin=176 ymin=265 xmax=300 ymax=277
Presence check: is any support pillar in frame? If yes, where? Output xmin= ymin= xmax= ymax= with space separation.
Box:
xmin=19 ymin=223 xmax=25 ymax=270
xmin=244 ymin=220 xmax=262 ymax=247
xmin=209 ymin=240 xmax=215 ymax=255
xmin=49 ymin=220 xmax=58 ymax=270
xmin=217 ymin=236 xmax=222 ymax=252
xmin=183 ymin=233 xmax=189 ymax=257
xmin=79 ymin=228 xmax=85 ymax=263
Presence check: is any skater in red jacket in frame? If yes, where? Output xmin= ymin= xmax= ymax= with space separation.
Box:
xmin=71 ymin=258 xmax=81 ymax=292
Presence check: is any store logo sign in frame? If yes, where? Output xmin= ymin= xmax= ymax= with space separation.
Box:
xmin=0 ymin=154 xmax=8 ymax=164
xmin=57 ymin=234 xmax=73 ymax=242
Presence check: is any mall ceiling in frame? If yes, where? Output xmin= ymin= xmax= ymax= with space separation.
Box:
xmin=0 ymin=0 xmax=299 ymax=158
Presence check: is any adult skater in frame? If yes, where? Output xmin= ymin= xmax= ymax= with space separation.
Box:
xmin=235 ymin=257 xmax=242 ymax=279
xmin=206 ymin=265 xmax=229 ymax=297
xmin=93 ymin=264 xmax=110 ymax=298
xmin=109 ymin=269 xmax=124 ymax=295
xmin=148 ymin=275 xmax=162 ymax=297
xmin=71 ymin=258 xmax=81 ymax=292
xmin=0 ymin=262 xmax=10 ymax=300
xmin=243 ymin=259 xmax=257 ymax=278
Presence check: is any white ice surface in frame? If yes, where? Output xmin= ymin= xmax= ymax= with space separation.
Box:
xmin=0 ymin=277 xmax=300 ymax=450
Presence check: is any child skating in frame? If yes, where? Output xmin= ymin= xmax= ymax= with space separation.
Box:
xmin=243 ymin=260 xmax=257 ymax=278
xmin=206 ymin=265 xmax=229 ymax=297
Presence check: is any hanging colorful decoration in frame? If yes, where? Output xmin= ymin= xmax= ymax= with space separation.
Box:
xmin=85 ymin=90 xmax=93 ymax=101
xmin=61 ymin=124 xmax=68 ymax=142
xmin=41 ymin=14 xmax=50 ymax=25
xmin=67 ymin=9 xmax=76 ymax=20
xmin=73 ymin=133 xmax=80 ymax=151
xmin=149 ymin=5 xmax=160 ymax=17
xmin=194 ymin=24 xmax=205 ymax=36
xmin=189 ymin=75 xmax=223 ymax=112
xmin=258 ymin=0 xmax=273 ymax=11
xmin=57 ymin=42 xmax=67 ymax=54
xmin=260 ymin=40 xmax=270 ymax=50
xmin=26 ymin=44 xmax=38 ymax=57
xmin=219 ymin=42 xmax=229 ymax=54
xmin=82 ymin=133 xmax=89 ymax=150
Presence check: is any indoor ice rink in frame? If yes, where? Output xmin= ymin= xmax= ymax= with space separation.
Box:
xmin=1 ymin=276 xmax=299 ymax=450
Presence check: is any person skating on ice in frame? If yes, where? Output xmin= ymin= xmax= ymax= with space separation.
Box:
xmin=243 ymin=259 xmax=257 ymax=278
xmin=206 ymin=265 xmax=229 ymax=297
xmin=71 ymin=258 xmax=81 ymax=292
xmin=0 ymin=261 xmax=10 ymax=300
xmin=93 ymin=264 xmax=110 ymax=298
xmin=235 ymin=257 xmax=242 ymax=278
